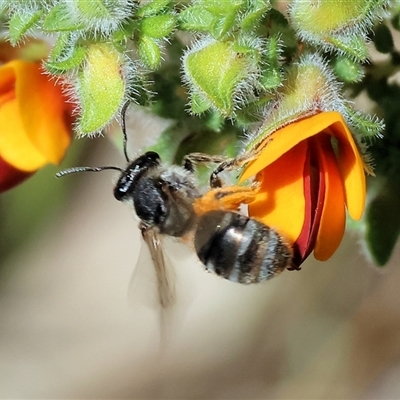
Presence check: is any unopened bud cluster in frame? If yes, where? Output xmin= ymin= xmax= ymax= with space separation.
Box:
xmin=0 ymin=0 xmax=390 ymax=137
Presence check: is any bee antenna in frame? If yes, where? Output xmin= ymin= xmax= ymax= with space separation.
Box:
xmin=56 ymin=166 xmax=123 ymax=178
xmin=121 ymin=100 xmax=131 ymax=163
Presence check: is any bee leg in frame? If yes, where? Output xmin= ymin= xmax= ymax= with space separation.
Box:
xmin=193 ymin=185 xmax=259 ymax=214
xmin=209 ymin=149 xmax=264 ymax=188
xmin=182 ymin=153 xmax=228 ymax=173
xmin=183 ymin=153 xmax=249 ymax=188
xmin=183 ymin=142 xmax=269 ymax=188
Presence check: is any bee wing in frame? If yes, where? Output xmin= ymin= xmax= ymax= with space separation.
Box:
xmin=128 ymin=224 xmax=176 ymax=310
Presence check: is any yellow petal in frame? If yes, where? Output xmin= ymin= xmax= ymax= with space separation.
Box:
xmin=15 ymin=61 xmax=71 ymax=164
xmin=314 ymin=135 xmax=346 ymax=260
xmin=0 ymin=61 xmax=71 ymax=171
xmin=0 ymin=99 xmax=48 ymax=171
xmin=249 ymin=140 xmax=308 ymax=243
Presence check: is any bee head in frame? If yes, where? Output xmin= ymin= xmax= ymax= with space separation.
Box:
xmin=113 ymin=151 xmax=161 ymax=201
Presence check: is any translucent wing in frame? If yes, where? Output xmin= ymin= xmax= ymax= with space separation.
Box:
xmin=128 ymin=224 xmax=197 ymax=349
xmin=128 ymin=223 xmax=176 ymax=310
xmin=141 ymin=224 xmax=176 ymax=308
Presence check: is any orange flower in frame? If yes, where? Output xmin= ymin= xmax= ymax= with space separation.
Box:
xmin=240 ymin=111 xmax=366 ymax=266
xmin=0 ymin=60 xmax=73 ymax=192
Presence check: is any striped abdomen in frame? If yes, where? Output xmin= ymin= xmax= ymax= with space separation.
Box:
xmin=194 ymin=210 xmax=292 ymax=284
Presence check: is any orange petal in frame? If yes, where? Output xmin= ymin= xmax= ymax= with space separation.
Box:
xmin=0 ymin=64 xmax=15 ymax=98
xmin=248 ymin=140 xmax=308 ymax=244
xmin=240 ymin=111 xmax=361 ymax=183
xmin=327 ymin=121 xmax=366 ymax=220
xmin=313 ymin=136 xmax=346 ymax=260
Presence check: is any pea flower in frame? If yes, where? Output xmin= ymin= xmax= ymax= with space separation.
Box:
xmin=240 ymin=111 xmax=367 ymax=266
xmin=0 ymin=60 xmax=73 ymax=192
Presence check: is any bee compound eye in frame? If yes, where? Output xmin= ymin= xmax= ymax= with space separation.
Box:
xmin=144 ymin=151 xmax=161 ymax=163
xmin=113 ymin=152 xmax=162 ymax=202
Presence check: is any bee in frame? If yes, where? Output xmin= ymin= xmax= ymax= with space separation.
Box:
xmin=56 ymin=103 xmax=292 ymax=307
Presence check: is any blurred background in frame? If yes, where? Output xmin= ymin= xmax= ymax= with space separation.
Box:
xmin=1 ymin=136 xmax=400 ymax=399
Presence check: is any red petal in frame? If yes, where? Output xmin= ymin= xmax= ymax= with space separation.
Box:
xmin=293 ymin=138 xmax=325 ymax=266
xmin=0 ymin=156 xmax=33 ymax=192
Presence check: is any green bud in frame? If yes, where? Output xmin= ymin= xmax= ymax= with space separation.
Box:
xmin=333 ymin=56 xmax=364 ymax=82
xmin=183 ymin=39 xmax=260 ymax=116
xmin=290 ymin=0 xmax=387 ymax=60
xmin=8 ymin=10 xmax=43 ymax=45
xmin=138 ymin=36 xmax=162 ymax=69
xmin=140 ymin=14 xmax=175 ymax=39
xmin=77 ymin=43 xmax=125 ymax=135
xmin=260 ymin=67 xmax=281 ymax=90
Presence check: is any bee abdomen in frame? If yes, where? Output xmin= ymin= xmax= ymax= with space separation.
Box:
xmin=195 ymin=210 xmax=292 ymax=284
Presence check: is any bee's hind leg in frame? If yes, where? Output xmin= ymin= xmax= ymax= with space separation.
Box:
xmin=193 ymin=185 xmax=259 ymax=215
xmin=183 ymin=151 xmax=260 ymax=188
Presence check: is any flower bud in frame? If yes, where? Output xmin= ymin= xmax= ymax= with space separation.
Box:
xmin=183 ymin=36 xmax=262 ymax=116
xmin=289 ymin=0 xmax=388 ymax=60
xmin=76 ymin=43 xmax=125 ymax=135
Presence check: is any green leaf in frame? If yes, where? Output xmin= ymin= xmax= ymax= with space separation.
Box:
xmin=49 ymin=32 xmax=77 ymax=60
xmin=178 ymin=6 xmax=214 ymax=31
xmin=140 ymin=14 xmax=175 ymax=39
xmin=210 ymin=9 xmax=238 ymax=39
xmin=45 ymin=46 xmax=86 ymax=74
xmin=330 ymin=35 xmax=369 ymax=61
xmin=345 ymin=107 xmax=384 ymax=138
xmin=240 ymin=0 xmax=270 ymax=31
xmin=43 ymin=3 xmax=84 ymax=31
xmin=75 ymin=0 xmax=111 ymax=19
xmin=365 ymin=179 xmax=400 ymax=266
xmin=191 ymin=92 xmax=211 ymax=114
xmin=8 ymin=10 xmax=43 ymax=45
xmin=136 ymin=0 xmax=170 ymax=18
